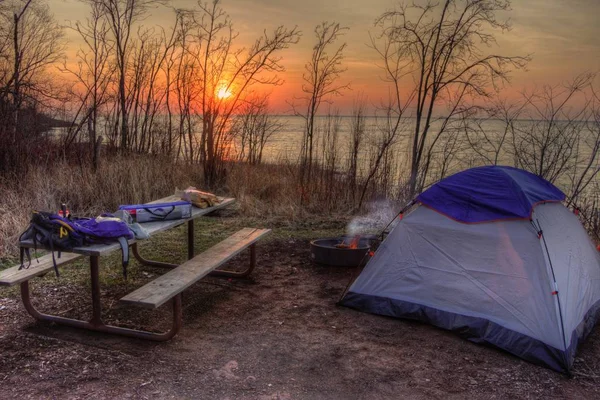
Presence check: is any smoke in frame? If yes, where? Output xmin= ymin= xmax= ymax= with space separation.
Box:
xmin=346 ymin=199 xmax=400 ymax=236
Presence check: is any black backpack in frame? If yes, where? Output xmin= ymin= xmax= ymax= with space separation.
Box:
xmin=19 ymin=211 xmax=85 ymax=277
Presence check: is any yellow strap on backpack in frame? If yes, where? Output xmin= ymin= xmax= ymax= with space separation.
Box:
xmin=55 ymin=220 xmax=74 ymax=237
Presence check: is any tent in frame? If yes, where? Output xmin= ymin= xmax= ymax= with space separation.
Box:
xmin=340 ymin=166 xmax=600 ymax=373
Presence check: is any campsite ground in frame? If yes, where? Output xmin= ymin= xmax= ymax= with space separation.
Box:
xmin=0 ymin=211 xmax=599 ymax=399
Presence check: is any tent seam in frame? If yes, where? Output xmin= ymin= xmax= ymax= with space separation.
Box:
xmin=533 ymin=215 xmax=570 ymax=371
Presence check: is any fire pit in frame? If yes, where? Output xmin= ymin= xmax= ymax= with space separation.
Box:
xmin=310 ymin=235 xmax=375 ymax=267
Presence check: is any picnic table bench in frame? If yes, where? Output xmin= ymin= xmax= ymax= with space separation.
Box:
xmin=0 ymin=196 xmax=270 ymax=341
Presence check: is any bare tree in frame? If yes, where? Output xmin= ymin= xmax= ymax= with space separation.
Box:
xmin=372 ymin=0 xmax=528 ymax=197
xmin=425 ymin=121 xmax=470 ymax=183
xmin=163 ymin=9 xmax=198 ymax=161
xmin=7 ymin=0 xmax=62 ymax=124
xmin=186 ymin=0 xmax=300 ymax=186
xmin=357 ymin=98 xmax=411 ymax=209
xmin=127 ymin=24 xmax=177 ymax=153
xmin=9 ymin=0 xmax=33 ymax=141
xmin=62 ymin=0 xmax=114 ymax=170
xmin=463 ymin=98 xmax=524 ymax=166
xmin=572 ymin=90 xmax=600 ymax=238
xmin=0 ymin=0 xmax=64 ymax=171
xmin=510 ymin=73 xmax=593 ymax=184
xmin=97 ymin=0 xmax=164 ymax=151
xmin=235 ymin=94 xmax=280 ymax=165
xmin=463 ymin=73 xmax=599 ymax=212
xmin=292 ymin=21 xmax=348 ymax=187
xmin=316 ymin=109 xmax=341 ymax=208
xmin=347 ymin=96 xmax=367 ymax=200
xmin=161 ymin=9 xmax=193 ymax=157
xmin=568 ymin=111 xmax=600 ymax=207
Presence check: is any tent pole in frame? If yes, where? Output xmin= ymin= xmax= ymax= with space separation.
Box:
xmin=379 ymin=199 xmax=415 ymax=239
xmin=534 ymin=218 xmax=571 ymax=374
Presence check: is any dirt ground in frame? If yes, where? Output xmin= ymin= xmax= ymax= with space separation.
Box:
xmin=1 ymin=215 xmax=600 ymax=399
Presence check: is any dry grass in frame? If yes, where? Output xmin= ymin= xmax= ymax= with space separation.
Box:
xmin=226 ymin=162 xmax=303 ymax=218
xmin=225 ymin=160 xmax=389 ymax=218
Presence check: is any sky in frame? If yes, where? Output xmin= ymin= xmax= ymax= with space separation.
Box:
xmin=50 ymin=0 xmax=600 ymax=113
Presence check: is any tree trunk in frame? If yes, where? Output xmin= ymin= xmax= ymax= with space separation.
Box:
xmin=12 ymin=12 xmax=20 ymax=145
xmin=119 ymin=62 xmax=128 ymax=151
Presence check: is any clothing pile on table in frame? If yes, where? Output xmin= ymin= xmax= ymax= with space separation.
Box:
xmin=177 ymin=187 xmax=220 ymax=208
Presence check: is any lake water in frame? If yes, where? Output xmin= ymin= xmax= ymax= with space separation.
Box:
xmin=249 ymin=115 xmax=507 ymax=176
xmin=52 ymin=115 xmax=598 ymax=195
xmin=249 ymin=116 xmax=599 ymax=196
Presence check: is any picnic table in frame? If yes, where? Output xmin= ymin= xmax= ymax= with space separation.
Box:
xmin=1 ymin=195 xmax=270 ymax=341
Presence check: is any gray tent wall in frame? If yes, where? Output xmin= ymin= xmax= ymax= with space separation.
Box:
xmin=533 ymin=203 xmax=600 ymax=369
xmin=340 ymin=203 xmax=600 ymax=372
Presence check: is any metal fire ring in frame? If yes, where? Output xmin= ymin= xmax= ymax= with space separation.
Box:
xmin=310 ymin=236 xmax=373 ymax=267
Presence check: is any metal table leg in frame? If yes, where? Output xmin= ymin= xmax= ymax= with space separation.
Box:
xmin=90 ymin=255 xmax=103 ymax=326
xmin=19 ymin=256 xmax=182 ymax=341
xmin=209 ymin=243 xmax=256 ymax=278
xmin=131 ymin=220 xmax=196 ymax=268
xmin=132 ymin=243 xmax=178 ymax=269
xmin=188 ymin=219 xmax=194 ymax=259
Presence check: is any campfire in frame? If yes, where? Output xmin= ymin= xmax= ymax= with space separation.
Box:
xmin=310 ymin=234 xmax=378 ymax=268
xmin=334 ymin=235 xmax=361 ymax=249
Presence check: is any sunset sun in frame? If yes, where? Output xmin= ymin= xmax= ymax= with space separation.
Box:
xmin=216 ymin=86 xmax=232 ymax=100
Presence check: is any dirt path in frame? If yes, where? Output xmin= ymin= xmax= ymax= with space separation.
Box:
xmin=1 ymin=237 xmax=599 ymax=399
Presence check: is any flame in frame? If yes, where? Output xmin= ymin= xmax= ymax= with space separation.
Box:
xmin=349 ymin=235 xmax=360 ymax=249
xmin=335 ymin=235 xmax=361 ymax=249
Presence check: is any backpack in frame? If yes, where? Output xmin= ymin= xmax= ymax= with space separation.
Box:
xmin=19 ymin=212 xmax=134 ymax=278
xmin=71 ymin=215 xmax=134 ymax=278
xmin=19 ymin=211 xmax=85 ymax=277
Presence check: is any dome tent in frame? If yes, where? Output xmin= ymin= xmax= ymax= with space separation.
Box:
xmin=340 ymin=166 xmax=600 ymax=373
